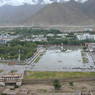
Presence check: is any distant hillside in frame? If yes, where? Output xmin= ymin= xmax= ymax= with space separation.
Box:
xmin=83 ymin=0 xmax=95 ymax=19
xmin=0 ymin=0 xmax=95 ymax=26
xmin=0 ymin=4 xmax=44 ymax=25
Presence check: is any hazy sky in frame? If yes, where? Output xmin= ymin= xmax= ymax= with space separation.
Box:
xmin=0 ymin=0 xmax=87 ymax=6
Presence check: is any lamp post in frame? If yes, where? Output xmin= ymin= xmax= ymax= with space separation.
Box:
xmin=18 ymin=49 xmax=21 ymax=63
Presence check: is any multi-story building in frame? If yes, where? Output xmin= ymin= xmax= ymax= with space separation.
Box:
xmin=0 ymin=73 xmax=23 ymax=86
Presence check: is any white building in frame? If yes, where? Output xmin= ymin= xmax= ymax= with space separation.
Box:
xmin=0 ymin=73 xmax=23 ymax=86
xmin=32 ymin=37 xmax=47 ymax=42
xmin=47 ymin=33 xmax=54 ymax=37
xmin=77 ymin=33 xmax=95 ymax=40
xmin=0 ymin=33 xmax=19 ymax=44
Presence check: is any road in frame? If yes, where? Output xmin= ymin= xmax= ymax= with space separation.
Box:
xmin=0 ymin=25 xmax=95 ymax=32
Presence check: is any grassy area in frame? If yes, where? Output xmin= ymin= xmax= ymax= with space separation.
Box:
xmin=34 ymin=56 xmax=41 ymax=63
xmin=34 ymin=53 xmax=44 ymax=63
xmin=81 ymin=52 xmax=86 ymax=56
xmin=82 ymin=57 xmax=89 ymax=63
xmin=10 ymin=70 xmax=17 ymax=73
xmin=81 ymin=51 xmax=89 ymax=63
xmin=0 ymin=70 xmax=3 ymax=73
xmin=24 ymin=72 xmax=95 ymax=79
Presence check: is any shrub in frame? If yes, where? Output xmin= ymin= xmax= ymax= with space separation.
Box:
xmin=53 ymin=79 xmax=61 ymax=90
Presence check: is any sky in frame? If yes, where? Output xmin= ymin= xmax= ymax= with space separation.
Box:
xmin=0 ymin=0 xmax=87 ymax=6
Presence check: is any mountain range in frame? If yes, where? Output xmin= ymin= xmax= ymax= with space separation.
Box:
xmin=0 ymin=0 xmax=95 ymax=26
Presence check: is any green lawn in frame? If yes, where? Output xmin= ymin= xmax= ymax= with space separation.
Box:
xmin=24 ymin=71 xmax=95 ymax=79
xmin=82 ymin=57 xmax=89 ymax=63
xmin=0 ymin=70 xmax=3 ymax=73
xmin=34 ymin=56 xmax=41 ymax=63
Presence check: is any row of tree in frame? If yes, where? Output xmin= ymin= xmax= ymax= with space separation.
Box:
xmin=35 ymin=39 xmax=95 ymax=45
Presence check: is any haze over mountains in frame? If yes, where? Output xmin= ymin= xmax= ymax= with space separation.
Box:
xmin=0 ymin=0 xmax=87 ymax=6
xmin=0 ymin=0 xmax=95 ymax=26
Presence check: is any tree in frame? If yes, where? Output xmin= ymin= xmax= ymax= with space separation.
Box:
xmin=69 ymin=81 xmax=74 ymax=86
xmin=53 ymin=79 xmax=62 ymax=90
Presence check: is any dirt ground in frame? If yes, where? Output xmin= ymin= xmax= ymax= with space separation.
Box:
xmin=19 ymin=81 xmax=95 ymax=95
xmin=1 ymin=81 xmax=95 ymax=95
